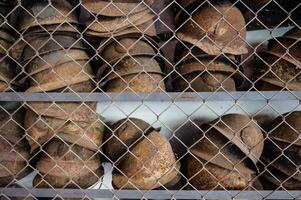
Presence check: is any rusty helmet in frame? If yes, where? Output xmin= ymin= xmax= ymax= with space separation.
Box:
xmin=262 ymin=162 xmax=301 ymax=190
xmin=258 ymin=51 xmax=301 ymax=90
xmin=186 ymin=156 xmax=256 ymax=190
xmin=0 ymin=109 xmax=31 ymax=186
xmin=177 ymin=1 xmax=248 ymax=55
xmin=173 ymin=56 xmax=243 ymax=92
xmin=82 ymin=0 xmax=152 ymax=17
xmin=268 ymin=38 xmax=301 ymax=66
xmin=266 ymin=111 xmax=301 ymax=146
xmin=86 ymin=14 xmax=158 ymax=37
xmin=34 ymin=139 xmax=103 ymax=188
xmin=103 ymin=72 xmax=166 ymax=93
xmin=190 ymin=126 xmax=256 ymax=174
xmin=210 ymin=114 xmax=264 ymax=165
xmin=112 ymin=130 xmax=179 ymax=190
xmin=86 ymin=9 xmax=155 ymax=34
xmin=262 ymin=140 xmax=301 ymax=181
xmin=105 ymin=118 xmax=154 ymax=162
xmin=98 ymin=56 xmax=164 ymax=84
xmin=99 ymin=37 xmax=157 ymax=65
xmin=19 ymin=0 xmax=77 ymax=31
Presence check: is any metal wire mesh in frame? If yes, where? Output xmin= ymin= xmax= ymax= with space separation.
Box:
xmin=0 ymin=0 xmax=300 ymax=199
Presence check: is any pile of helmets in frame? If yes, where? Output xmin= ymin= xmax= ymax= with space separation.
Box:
xmin=97 ymin=35 xmax=166 ymax=92
xmin=17 ymin=0 xmax=104 ymax=189
xmin=186 ymin=114 xmax=264 ymax=190
xmin=0 ymin=1 xmax=18 ymax=91
xmin=256 ymin=28 xmax=301 ymax=90
xmin=261 ymin=111 xmax=301 ymax=190
xmin=105 ymin=118 xmax=180 ymax=189
xmin=82 ymin=0 xmax=160 ymax=37
xmin=80 ymin=0 xmax=171 ymax=93
xmin=0 ymin=107 xmax=31 ymax=186
xmin=173 ymin=0 xmax=247 ymax=92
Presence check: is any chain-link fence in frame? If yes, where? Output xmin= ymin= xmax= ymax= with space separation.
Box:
xmin=0 ymin=0 xmax=300 ymax=199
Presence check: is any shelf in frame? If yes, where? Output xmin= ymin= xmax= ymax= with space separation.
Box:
xmin=1 ymin=188 xmax=301 ymax=199
xmin=0 ymin=91 xmax=301 ymax=102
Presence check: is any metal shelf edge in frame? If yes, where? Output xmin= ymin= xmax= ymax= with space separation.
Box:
xmin=0 ymin=91 xmax=300 ymax=102
xmin=1 ymin=188 xmax=301 ymax=199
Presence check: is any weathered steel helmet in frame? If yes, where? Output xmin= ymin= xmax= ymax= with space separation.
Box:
xmin=190 ymin=126 xmax=256 ymax=174
xmin=105 ymin=118 xmax=154 ymax=162
xmin=258 ymin=51 xmax=301 ymax=91
xmin=112 ymin=130 xmax=180 ymax=190
xmin=186 ymin=156 xmax=258 ymax=190
xmin=82 ymin=0 xmax=153 ymax=17
xmin=268 ymin=38 xmax=301 ymax=66
xmin=103 ymin=72 xmax=166 ymax=92
xmin=99 ymin=37 xmax=157 ymax=65
xmin=256 ymin=27 xmax=301 ymax=91
xmin=19 ymin=0 xmax=77 ymax=31
xmin=266 ymin=111 xmax=301 ymax=146
xmin=33 ymin=139 xmax=103 ymax=188
xmin=262 ymin=163 xmax=301 ymax=190
xmin=86 ymin=9 xmax=155 ymax=34
xmin=177 ymin=1 xmax=248 ymax=55
xmin=210 ymin=114 xmax=264 ymax=165
xmin=0 ymin=109 xmax=31 ymax=186
xmin=98 ymin=56 xmax=164 ymax=84
xmin=173 ymin=56 xmax=243 ymax=92
xmin=262 ymin=141 xmax=301 ymax=181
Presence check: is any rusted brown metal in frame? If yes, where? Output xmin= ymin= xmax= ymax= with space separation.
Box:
xmin=21 ymin=35 xmax=89 ymax=62
xmin=112 ymin=130 xmax=179 ymax=190
xmin=104 ymin=72 xmax=166 ymax=92
xmin=262 ymin=164 xmax=301 ymax=190
xmin=99 ymin=56 xmax=164 ymax=83
xmin=0 ymin=58 xmax=16 ymax=84
xmin=33 ymin=139 xmax=103 ymax=189
xmin=0 ymin=109 xmax=31 ymax=186
xmin=173 ymin=57 xmax=242 ymax=92
xmin=266 ymin=111 xmax=301 ymax=146
xmin=86 ymin=19 xmax=158 ymax=37
xmin=26 ymin=61 xmax=93 ymax=93
xmin=86 ymin=9 xmax=155 ymax=34
xmin=25 ymin=100 xmax=104 ymax=151
xmin=258 ymin=51 xmax=301 ymax=91
xmin=174 ymin=42 xmax=240 ymax=64
xmin=100 ymin=37 xmax=157 ymax=65
xmin=256 ymin=27 xmax=301 ymax=91
xmin=83 ymin=0 xmax=174 ymax=37
xmin=210 ymin=114 xmax=264 ymax=166
xmin=19 ymin=0 xmax=78 ymax=31
xmin=186 ymin=156 xmax=255 ymax=190
xmin=27 ymin=102 xmax=97 ymax=122
xmin=173 ymin=71 xmax=237 ymax=92
xmin=177 ymin=58 xmax=237 ymax=76
xmin=25 ymin=109 xmax=104 ymax=153
xmin=82 ymin=0 xmax=151 ymax=17
xmin=268 ymin=38 xmax=301 ymax=65
xmin=190 ymin=127 xmax=256 ymax=174
xmin=24 ymin=23 xmax=81 ymax=35
xmin=255 ymin=80 xmax=284 ymax=91
xmin=262 ymin=152 xmax=301 ymax=181
xmin=0 ymin=24 xmax=16 ymax=92
xmin=177 ymin=1 xmax=248 ymax=55
xmin=105 ymin=118 xmax=153 ymax=162
xmin=24 ymin=49 xmax=90 ymax=75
